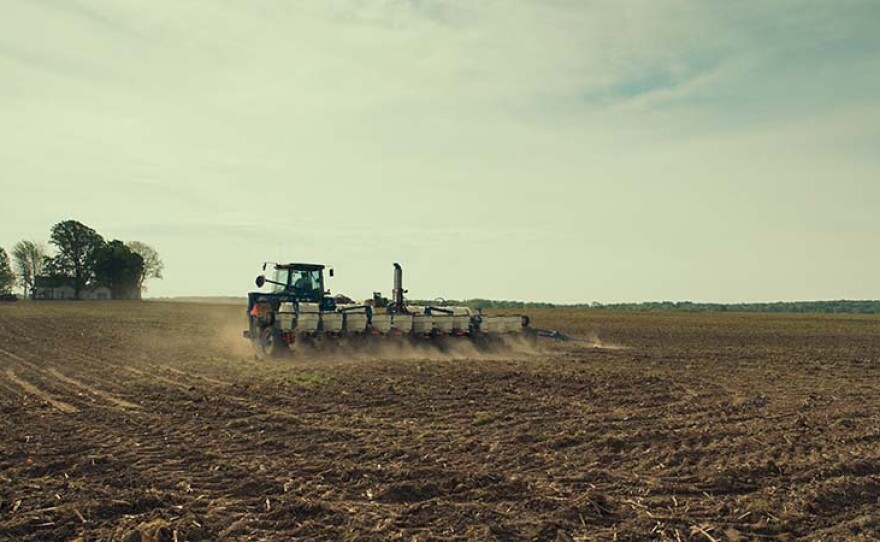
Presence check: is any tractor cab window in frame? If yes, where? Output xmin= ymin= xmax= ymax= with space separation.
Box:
xmin=270 ymin=268 xmax=289 ymax=294
xmin=292 ymin=269 xmax=321 ymax=297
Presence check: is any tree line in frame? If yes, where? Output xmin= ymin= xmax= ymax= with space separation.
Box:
xmin=409 ymin=298 xmax=880 ymax=314
xmin=0 ymin=219 xmax=163 ymax=300
xmin=588 ymin=300 xmax=880 ymax=314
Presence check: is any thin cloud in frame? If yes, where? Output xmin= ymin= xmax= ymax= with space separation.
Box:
xmin=1 ymin=1 xmax=878 ymax=301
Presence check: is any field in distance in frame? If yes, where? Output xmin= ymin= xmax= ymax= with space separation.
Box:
xmin=0 ymin=302 xmax=878 ymax=541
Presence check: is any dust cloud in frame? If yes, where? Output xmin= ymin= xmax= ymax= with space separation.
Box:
xmin=580 ymin=331 xmax=629 ymax=350
xmin=208 ymin=311 xmax=543 ymax=363
xmin=157 ymin=308 xmax=627 ymax=363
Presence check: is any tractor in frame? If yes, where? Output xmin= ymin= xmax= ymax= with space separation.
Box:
xmin=243 ymin=262 xmax=535 ymax=358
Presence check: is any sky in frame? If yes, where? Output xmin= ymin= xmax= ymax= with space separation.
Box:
xmin=1 ymin=1 xmax=878 ymax=303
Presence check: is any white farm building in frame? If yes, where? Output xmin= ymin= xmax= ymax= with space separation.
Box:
xmin=33 ymin=277 xmax=112 ymax=300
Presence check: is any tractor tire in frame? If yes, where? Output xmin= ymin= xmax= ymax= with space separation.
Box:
xmin=254 ymin=326 xmax=287 ymax=359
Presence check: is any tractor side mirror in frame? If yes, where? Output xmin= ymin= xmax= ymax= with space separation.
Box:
xmin=329 ymin=268 xmax=334 ymax=277
xmin=262 ymin=262 xmax=267 ymax=271
xmin=255 ymin=275 xmax=266 ymax=288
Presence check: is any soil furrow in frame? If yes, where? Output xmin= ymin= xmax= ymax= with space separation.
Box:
xmin=4 ymin=370 xmax=79 ymax=414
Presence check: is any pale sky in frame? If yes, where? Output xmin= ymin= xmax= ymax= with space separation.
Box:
xmin=1 ymin=1 xmax=878 ymax=303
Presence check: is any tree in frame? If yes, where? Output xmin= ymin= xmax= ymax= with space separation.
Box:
xmin=93 ymin=240 xmax=144 ymax=300
xmin=41 ymin=255 xmax=67 ymax=279
xmin=11 ymin=240 xmax=46 ymax=298
xmin=49 ymin=220 xmax=105 ymax=299
xmin=0 ymin=247 xmax=15 ymax=295
xmin=126 ymin=241 xmax=164 ymax=298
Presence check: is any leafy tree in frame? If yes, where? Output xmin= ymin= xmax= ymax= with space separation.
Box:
xmin=126 ymin=241 xmax=164 ymax=297
xmin=0 ymin=247 xmax=15 ymax=294
xmin=48 ymin=220 xmax=105 ymax=299
xmin=11 ymin=240 xmax=46 ymax=298
xmin=40 ymin=255 xmax=67 ymax=278
xmin=93 ymin=240 xmax=144 ymax=300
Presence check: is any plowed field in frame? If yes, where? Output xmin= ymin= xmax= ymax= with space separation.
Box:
xmin=1 ymin=302 xmax=878 ymax=541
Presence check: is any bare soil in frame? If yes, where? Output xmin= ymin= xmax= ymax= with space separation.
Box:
xmin=0 ymin=302 xmax=878 ymax=541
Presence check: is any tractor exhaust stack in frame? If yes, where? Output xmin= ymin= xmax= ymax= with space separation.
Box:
xmin=392 ymin=262 xmax=406 ymax=313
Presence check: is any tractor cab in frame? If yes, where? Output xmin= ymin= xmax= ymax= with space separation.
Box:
xmin=255 ymin=263 xmax=330 ymax=303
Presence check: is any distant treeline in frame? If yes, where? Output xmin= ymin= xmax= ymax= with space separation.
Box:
xmin=1 ymin=219 xmax=163 ymax=300
xmin=409 ymin=299 xmax=880 ymax=314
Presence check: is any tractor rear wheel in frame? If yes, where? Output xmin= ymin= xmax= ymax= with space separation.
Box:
xmin=254 ymin=326 xmax=287 ymax=359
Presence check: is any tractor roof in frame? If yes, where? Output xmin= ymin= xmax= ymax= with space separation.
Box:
xmin=275 ymin=263 xmax=325 ymax=271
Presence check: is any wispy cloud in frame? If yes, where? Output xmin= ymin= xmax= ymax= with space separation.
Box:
xmin=1 ymin=1 xmax=878 ymax=301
